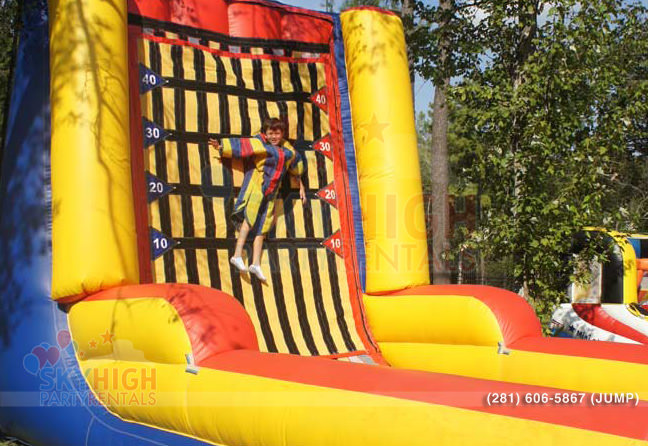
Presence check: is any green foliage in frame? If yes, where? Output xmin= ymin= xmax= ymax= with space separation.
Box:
xmin=418 ymin=106 xmax=482 ymax=195
xmin=410 ymin=1 xmax=484 ymax=84
xmin=448 ymin=0 xmax=648 ymax=317
xmin=0 ymin=0 xmax=20 ymax=150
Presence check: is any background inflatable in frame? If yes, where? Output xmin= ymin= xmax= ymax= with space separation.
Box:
xmin=552 ymin=229 xmax=648 ymax=343
xmin=2 ymin=0 xmax=648 ymax=445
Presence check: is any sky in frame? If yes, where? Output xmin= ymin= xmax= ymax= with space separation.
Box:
xmin=282 ymin=0 xmax=436 ymax=116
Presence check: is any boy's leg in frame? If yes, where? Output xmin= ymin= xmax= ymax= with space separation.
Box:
xmin=233 ymin=220 xmax=250 ymax=258
xmin=248 ymin=234 xmax=267 ymax=281
xmin=252 ymin=235 xmax=265 ymax=266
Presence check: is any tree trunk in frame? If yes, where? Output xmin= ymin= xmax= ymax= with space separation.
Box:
xmin=431 ymin=77 xmax=451 ymax=283
xmin=477 ymin=180 xmax=485 ymax=284
xmin=510 ymin=3 xmax=538 ymax=295
xmin=430 ymin=0 xmax=452 ymax=284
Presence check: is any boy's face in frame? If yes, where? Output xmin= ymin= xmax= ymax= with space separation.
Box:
xmin=265 ymin=128 xmax=284 ymax=146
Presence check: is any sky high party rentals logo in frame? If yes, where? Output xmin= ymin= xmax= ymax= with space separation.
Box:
xmin=23 ymin=329 xmax=157 ymax=407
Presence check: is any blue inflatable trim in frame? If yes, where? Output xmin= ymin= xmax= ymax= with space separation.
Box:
xmin=331 ymin=14 xmax=367 ymax=292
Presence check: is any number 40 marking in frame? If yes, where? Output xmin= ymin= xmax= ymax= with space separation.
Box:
xmin=310 ymin=87 xmax=329 ymax=112
xmin=142 ymin=73 xmax=158 ymax=86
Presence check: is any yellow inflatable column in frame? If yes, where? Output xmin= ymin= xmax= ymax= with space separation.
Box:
xmin=613 ymin=232 xmax=638 ymax=304
xmin=341 ymin=8 xmax=429 ymax=293
xmin=49 ymin=0 xmax=138 ymax=299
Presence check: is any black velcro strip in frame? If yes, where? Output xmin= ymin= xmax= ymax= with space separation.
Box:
xmin=268 ymin=247 xmax=300 ymax=354
xmin=174 ymin=237 xmax=325 ymax=250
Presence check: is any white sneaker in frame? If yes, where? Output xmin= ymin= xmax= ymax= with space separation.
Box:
xmin=230 ymin=256 xmax=247 ymax=272
xmin=248 ymin=264 xmax=267 ymax=282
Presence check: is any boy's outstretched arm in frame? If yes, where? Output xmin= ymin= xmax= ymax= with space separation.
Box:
xmin=217 ymin=137 xmax=268 ymax=159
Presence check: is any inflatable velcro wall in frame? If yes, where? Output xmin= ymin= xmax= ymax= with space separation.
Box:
xmin=2 ymin=1 xmax=648 ymax=445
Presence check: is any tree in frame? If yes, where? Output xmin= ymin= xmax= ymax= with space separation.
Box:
xmin=451 ymin=0 xmax=648 ymax=322
xmin=321 ymin=0 xmax=336 ymax=12
xmin=408 ymin=0 xmax=483 ymax=283
xmin=428 ymin=0 xmax=452 ymax=283
xmin=0 ymin=0 xmax=20 ymax=154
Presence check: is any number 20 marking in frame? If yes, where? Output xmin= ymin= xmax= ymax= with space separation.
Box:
xmin=149 ymin=181 xmax=164 ymax=193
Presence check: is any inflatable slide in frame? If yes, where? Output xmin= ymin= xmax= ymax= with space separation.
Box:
xmin=552 ymin=230 xmax=648 ymax=343
xmin=1 ymin=0 xmax=648 ymax=444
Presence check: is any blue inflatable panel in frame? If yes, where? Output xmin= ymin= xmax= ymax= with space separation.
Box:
xmin=0 ymin=2 xmax=215 ymax=444
xmin=0 ymin=2 xmax=92 ymax=443
xmin=332 ymin=15 xmax=367 ymax=292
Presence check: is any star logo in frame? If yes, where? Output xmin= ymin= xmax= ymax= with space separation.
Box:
xmin=88 ymin=339 xmax=97 ymax=349
xmin=100 ymin=330 xmax=114 ymax=345
xmin=359 ymin=114 xmax=389 ymax=144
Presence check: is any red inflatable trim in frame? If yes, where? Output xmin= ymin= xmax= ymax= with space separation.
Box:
xmin=225 ymin=0 xmax=332 ymax=21
xmin=127 ymin=26 xmax=153 ymax=285
xmin=82 ymin=284 xmax=259 ymax=365
xmin=386 ymin=285 xmax=542 ymax=345
xmin=203 ymin=349 xmax=648 ymax=440
xmin=323 ymin=40 xmax=383 ymax=362
xmin=128 ymin=0 xmax=333 ymax=44
xmin=511 ymin=336 xmax=648 ymax=365
xmin=572 ymin=303 xmax=648 ymax=344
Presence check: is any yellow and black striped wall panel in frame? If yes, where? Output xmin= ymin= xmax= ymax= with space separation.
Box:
xmin=130 ymin=17 xmax=369 ymax=358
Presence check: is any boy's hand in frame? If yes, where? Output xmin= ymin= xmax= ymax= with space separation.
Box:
xmin=208 ymin=138 xmax=222 ymax=158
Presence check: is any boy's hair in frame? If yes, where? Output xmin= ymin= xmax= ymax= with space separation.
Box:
xmin=261 ymin=117 xmax=287 ymax=135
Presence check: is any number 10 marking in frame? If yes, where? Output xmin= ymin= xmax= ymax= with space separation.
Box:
xmin=152 ymin=237 xmax=168 ymax=250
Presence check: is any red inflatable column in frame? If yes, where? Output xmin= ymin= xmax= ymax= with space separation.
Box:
xmin=128 ymin=0 xmax=229 ymax=35
xmin=228 ymin=3 xmax=282 ymax=40
xmin=194 ymin=0 xmax=229 ymax=34
xmin=128 ymin=0 xmax=171 ymax=21
xmin=281 ymin=14 xmax=332 ymax=44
